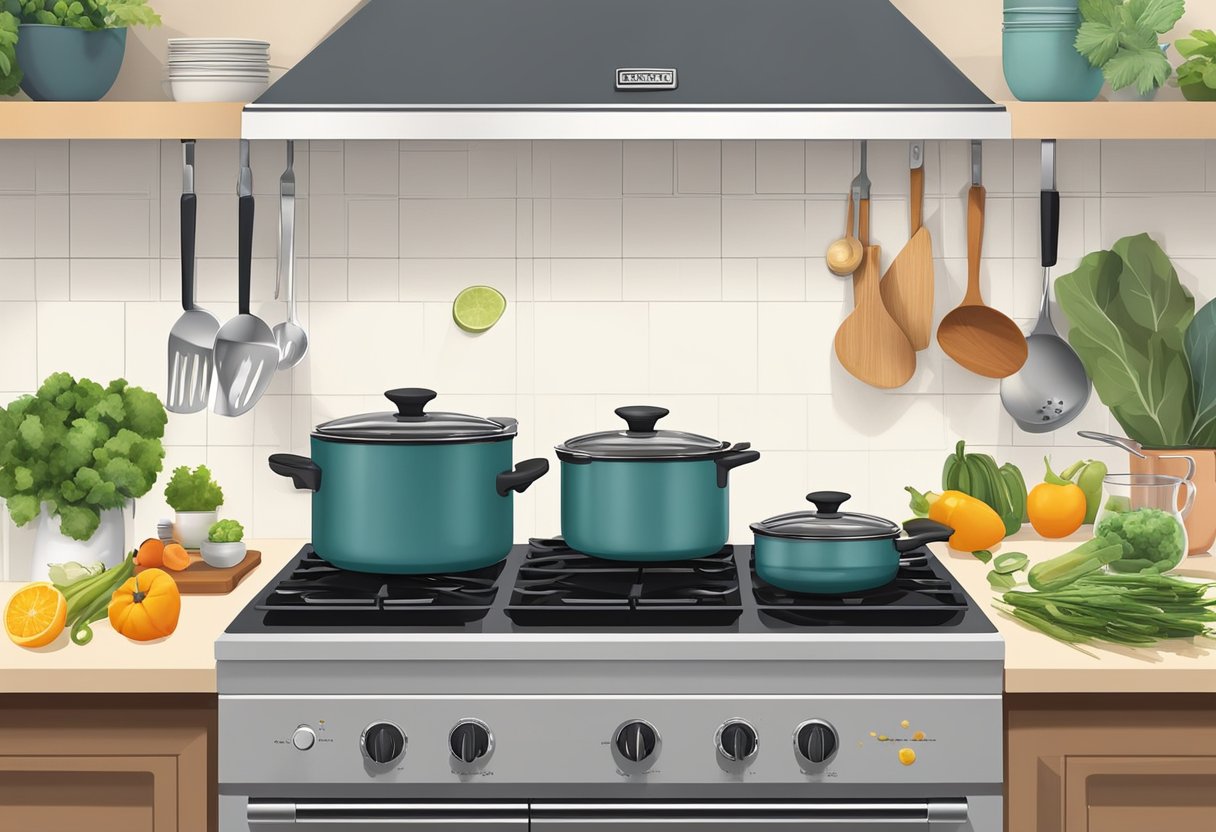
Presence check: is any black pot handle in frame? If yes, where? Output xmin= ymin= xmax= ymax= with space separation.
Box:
xmin=386 ymin=388 xmax=437 ymax=419
xmin=716 ymin=444 xmax=761 ymax=488
xmin=496 ymin=458 xmax=550 ymax=496
xmin=894 ymin=518 xmax=954 ymax=553
xmin=806 ymin=491 xmax=850 ymax=517
xmin=615 ymin=405 xmax=669 ymax=434
xmin=268 ymin=453 xmax=322 ymax=492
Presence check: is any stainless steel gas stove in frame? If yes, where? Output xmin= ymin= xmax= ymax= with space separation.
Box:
xmin=216 ymin=541 xmax=1003 ymax=831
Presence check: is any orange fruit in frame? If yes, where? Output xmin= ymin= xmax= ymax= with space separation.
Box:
xmin=5 ymin=582 xmax=67 ymax=648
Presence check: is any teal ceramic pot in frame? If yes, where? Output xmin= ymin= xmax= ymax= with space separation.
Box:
xmin=751 ymin=492 xmax=954 ymax=595
xmin=1003 ymin=0 xmax=1080 ymax=9
xmin=1003 ymin=26 xmax=1103 ymax=101
xmin=268 ymin=388 xmax=548 ymax=574
xmin=16 ymin=24 xmax=126 ymax=101
xmin=557 ymin=406 xmax=760 ymax=560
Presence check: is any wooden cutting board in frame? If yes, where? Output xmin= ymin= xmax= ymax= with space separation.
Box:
xmin=135 ymin=549 xmax=261 ymax=594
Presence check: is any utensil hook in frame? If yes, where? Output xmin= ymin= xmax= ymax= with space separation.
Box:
xmin=970 ymin=140 xmax=982 ymax=186
xmin=1036 ymin=139 xmax=1058 ymax=331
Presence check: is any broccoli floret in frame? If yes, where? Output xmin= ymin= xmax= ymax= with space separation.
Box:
xmin=207 ymin=519 xmax=244 ymax=544
xmin=1095 ymin=507 xmax=1184 ymax=573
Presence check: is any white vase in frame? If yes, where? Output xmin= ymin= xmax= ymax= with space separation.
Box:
xmin=30 ymin=504 xmax=126 ymax=582
xmin=175 ymin=510 xmax=218 ymax=549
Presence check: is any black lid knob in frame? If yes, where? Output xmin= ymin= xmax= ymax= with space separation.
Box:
xmin=385 ymin=388 xmax=437 ymax=419
xmin=796 ymin=721 xmax=838 ymax=765
xmin=363 ymin=722 xmax=406 ymax=765
xmin=449 ymin=721 xmax=491 ymax=765
xmin=718 ymin=721 xmax=758 ymax=762
xmin=615 ymin=406 xmax=670 ymax=434
xmin=615 ymin=721 xmax=658 ymax=763
xmin=806 ymin=491 xmax=851 ymax=517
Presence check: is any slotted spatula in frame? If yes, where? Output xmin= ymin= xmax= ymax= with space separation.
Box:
xmin=212 ymin=140 xmax=278 ymax=417
xmin=166 ymin=140 xmax=219 ymax=414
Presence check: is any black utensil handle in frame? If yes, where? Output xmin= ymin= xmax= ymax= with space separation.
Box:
xmin=716 ymin=447 xmax=761 ymax=487
xmin=180 ymin=192 xmax=197 ymax=312
xmin=268 ymin=453 xmax=322 ymax=492
xmin=1041 ymin=188 xmax=1060 ymax=269
xmin=806 ymin=491 xmax=851 ymax=516
xmin=615 ymin=406 xmax=669 ymax=434
xmin=238 ymin=193 xmax=254 ymax=315
xmin=496 ymin=458 xmax=550 ymax=496
xmin=894 ymin=518 xmax=954 ymax=553
xmin=385 ymin=388 xmax=438 ymax=419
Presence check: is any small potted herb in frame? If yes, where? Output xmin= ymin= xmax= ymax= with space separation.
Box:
xmin=1075 ymin=0 xmax=1184 ymax=100
xmin=163 ymin=465 xmax=224 ymax=549
xmin=201 ymin=519 xmax=245 ymax=568
xmin=1175 ymin=29 xmax=1216 ymax=100
xmin=0 ymin=0 xmax=161 ymax=101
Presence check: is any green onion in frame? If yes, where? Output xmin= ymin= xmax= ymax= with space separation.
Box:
xmin=992 ymin=552 xmax=1029 ymax=574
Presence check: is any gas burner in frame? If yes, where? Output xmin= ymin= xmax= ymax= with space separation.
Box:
xmin=255 ymin=546 xmax=504 ymax=625
xmin=504 ymin=538 xmax=743 ymax=626
xmin=751 ymin=551 xmax=970 ymax=628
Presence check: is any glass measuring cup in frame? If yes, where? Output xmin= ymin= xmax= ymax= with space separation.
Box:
xmin=1095 ymin=474 xmax=1193 ymax=575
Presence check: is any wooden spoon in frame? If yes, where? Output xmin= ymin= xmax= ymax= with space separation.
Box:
xmin=937 ymin=182 xmax=1028 ymax=378
xmin=880 ymin=142 xmax=935 ymax=350
xmin=827 ymin=189 xmax=864 ymax=276
xmin=835 ymin=244 xmax=917 ymax=389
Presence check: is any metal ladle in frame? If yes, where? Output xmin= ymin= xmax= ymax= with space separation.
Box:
xmin=1000 ymin=140 xmax=1091 ymax=432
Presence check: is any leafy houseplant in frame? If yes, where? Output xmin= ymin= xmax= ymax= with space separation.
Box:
xmin=0 ymin=0 xmax=161 ymax=100
xmin=1075 ymin=0 xmax=1185 ymax=96
xmin=163 ymin=464 xmax=224 ymax=549
xmin=201 ymin=519 xmax=245 ymax=568
xmin=1174 ymin=29 xmax=1216 ymax=100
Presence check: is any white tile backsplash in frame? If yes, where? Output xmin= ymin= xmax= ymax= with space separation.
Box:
xmin=3 ymin=138 xmax=1214 ymax=571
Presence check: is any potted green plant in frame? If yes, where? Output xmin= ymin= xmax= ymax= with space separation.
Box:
xmin=1055 ymin=233 xmax=1216 ymax=555
xmin=201 ymin=519 xmax=245 ymax=568
xmin=163 ymin=465 xmax=224 ymax=549
xmin=1075 ymin=0 xmax=1184 ymax=100
xmin=0 ymin=373 xmax=167 ymax=580
xmin=1174 ymin=29 xmax=1216 ymax=100
xmin=0 ymin=0 xmax=161 ymax=101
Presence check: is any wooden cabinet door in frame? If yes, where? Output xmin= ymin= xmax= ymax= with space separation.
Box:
xmin=1064 ymin=755 xmax=1216 ymax=832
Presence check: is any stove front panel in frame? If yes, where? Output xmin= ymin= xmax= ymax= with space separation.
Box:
xmin=219 ymin=694 xmax=1001 ymax=788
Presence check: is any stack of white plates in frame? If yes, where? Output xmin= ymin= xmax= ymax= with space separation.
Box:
xmin=166 ymin=38 xmax=271 ymax=102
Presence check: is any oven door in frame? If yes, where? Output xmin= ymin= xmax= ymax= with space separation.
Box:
xmin=530 ymin=801 xmax=971 ymax=831
xmin=247 ymin=801 xmax=529 ymax=831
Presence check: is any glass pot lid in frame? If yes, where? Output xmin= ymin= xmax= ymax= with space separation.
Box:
xmin=314 ymin=388 xmax=518 ymax=443
xmin=750 ymin=491 xmax=902 ymax=541
xmin=556 ymin=406 xmax=730 ymax=460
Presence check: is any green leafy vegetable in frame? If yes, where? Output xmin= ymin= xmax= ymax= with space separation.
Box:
xmin=207 ymin=518 xmax=244 ymax=544
xmin=1075 ymin=0 xmax=1184 ymax=94
xmin=0 ymin=374 xmax=167 ymax=541
xmin=972 ymin=549 xmax=994 ymax=565
xmin=1185 ymin=300 xmax=1216 ymax=447
xmin=988 ymin=570 xmax=1017 ymax=590
xmin=1095 ymin=507 xmax=1185 ymax=574
xmin=1055 ymin=234 xmax=1197 ymax=448
xmin=163 ymin=465 xmax=224 ymax=513
xmin=1175 ymin=29 xmax=1216 ymax=96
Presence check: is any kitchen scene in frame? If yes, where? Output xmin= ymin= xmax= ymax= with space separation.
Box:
xmin=1 ymin=0 xmax=1215 ymax=830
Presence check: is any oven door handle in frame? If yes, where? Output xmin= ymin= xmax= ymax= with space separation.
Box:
xmin=530 ymin=800 xmax=970 ymax=828
xmin=248 ymin=801 xmax=529 ymax=828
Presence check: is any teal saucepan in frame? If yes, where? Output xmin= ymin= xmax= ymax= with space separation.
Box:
xmin=557 ymin=406 xmax=760 ymax=560
xmin=751 ymin=491 xmax=954 ymax=595
xmin=268 ymin=388 xmax=548 ymax=574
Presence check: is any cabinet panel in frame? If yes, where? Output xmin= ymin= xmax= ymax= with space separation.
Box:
xmin=0 ymin=755 xmax=174 ymax=832
xmin=1065 ymin=756 xmax=1216 ymax=832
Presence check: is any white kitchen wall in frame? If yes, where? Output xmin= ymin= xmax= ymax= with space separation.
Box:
xmin=3 ymin=137 xmax=1212 ymax=579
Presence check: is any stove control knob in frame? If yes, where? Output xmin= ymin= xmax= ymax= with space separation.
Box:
xmin=449 ymin=720 xmax=493 ymax=765
xmin=716 ymin=720 xmax=759 ymax=762
xmin=291 ymin=725 xmax=316 ymax=751
xmin=362 ymin=722 xmax=406 ymax=765
xmin=614 ymin=720 xmax=660 ymax=765
xmin=795 ymin=720 xmax=838 ymax=766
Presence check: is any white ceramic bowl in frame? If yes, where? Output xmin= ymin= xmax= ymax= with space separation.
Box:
xmin=200 ymin=540 xmax=247 ymax=568
xmin=168 ymin=77 xmax=269 ymax=102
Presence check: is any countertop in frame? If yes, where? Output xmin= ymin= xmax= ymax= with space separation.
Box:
xmin=2 ymin=536 xmax=1214 ymax=695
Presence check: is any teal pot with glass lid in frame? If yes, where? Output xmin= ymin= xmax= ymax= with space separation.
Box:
xmin=268 ymin=388 xmax=549 ymax=574
xmin=556 ymin=406 xmax=760 ymax=561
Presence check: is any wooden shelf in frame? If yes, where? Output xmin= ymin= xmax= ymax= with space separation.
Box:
xmin=0 ymin=101 xmax=244 ymax=139
xmin=1005 ymin=100 xmax=1216 ymax=139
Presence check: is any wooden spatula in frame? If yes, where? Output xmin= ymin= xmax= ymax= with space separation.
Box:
xmin=880 ymin=141 xmax=935 ymax=351
xmin=835 ymin=242 xmax=916 ymax=389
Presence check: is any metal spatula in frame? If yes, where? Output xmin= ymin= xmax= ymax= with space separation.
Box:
xmin=166 ymin=140 xmax=219 ymax=413
xmin=212 ymin=140 xmax=278 ymax=417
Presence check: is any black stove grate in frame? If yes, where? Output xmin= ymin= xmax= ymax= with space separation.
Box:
xmin=751 ymin=553 xmax=971 ymax=627
xmin=254 ymin=546 xmax=504 ymax=625
xmin=505 ymin=538 xmax=743 ymax=626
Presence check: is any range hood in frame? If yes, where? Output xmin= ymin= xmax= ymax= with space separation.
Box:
xmin=242 ymin=0 xmax=1009 ymax=141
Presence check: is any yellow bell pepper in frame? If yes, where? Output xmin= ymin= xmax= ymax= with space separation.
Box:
xmin=927 ymin=490 xmax=1006 ymax=553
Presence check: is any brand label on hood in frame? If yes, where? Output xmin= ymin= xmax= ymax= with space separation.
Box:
xmin=616 ymin=68 xmax=678 ymax=90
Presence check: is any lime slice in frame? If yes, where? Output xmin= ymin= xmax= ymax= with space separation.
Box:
xmin=452 ymin=285 xmax=507 ymax=333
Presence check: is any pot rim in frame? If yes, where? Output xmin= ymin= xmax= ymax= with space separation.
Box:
xmin=311 ymin=429 xmax=516 ymax=446
xmin=556 ymin=445 xmax=735 ymax=463
xmin=749 ymin=523 xmax=901 ymax=543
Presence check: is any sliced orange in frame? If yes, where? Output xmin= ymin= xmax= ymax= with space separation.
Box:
xmin=5 ymin=582 xmax=67 ymax=648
